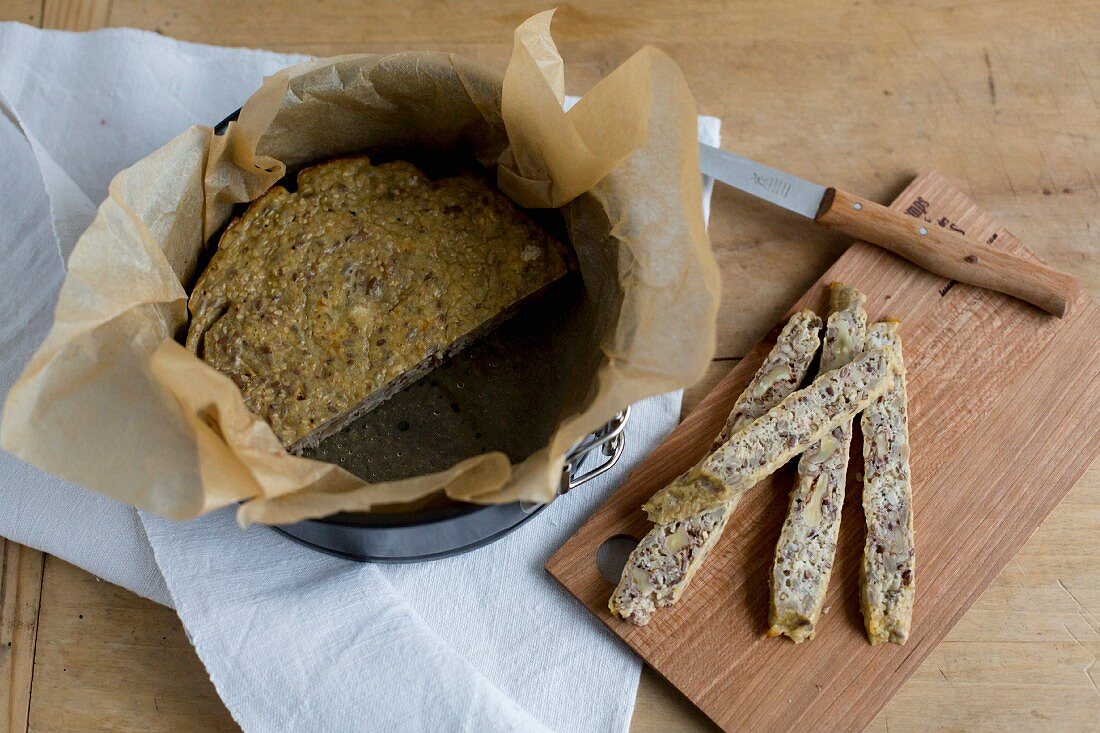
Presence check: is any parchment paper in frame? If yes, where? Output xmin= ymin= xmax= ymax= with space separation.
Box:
xmin=0 ymin=11 xmax=720 ymax=526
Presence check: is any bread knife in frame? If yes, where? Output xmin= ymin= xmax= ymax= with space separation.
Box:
xmin=699 ymin=142 xmax=1076 ymax=316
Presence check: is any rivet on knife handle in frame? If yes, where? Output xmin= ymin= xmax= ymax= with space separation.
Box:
xmin=814 ymin=188 xmax=1077 ymax=317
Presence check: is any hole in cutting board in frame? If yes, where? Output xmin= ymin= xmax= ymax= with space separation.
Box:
xmin=596 ymin=535 xmax=638 ymax=583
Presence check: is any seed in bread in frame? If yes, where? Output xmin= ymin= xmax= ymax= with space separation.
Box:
xmin=768 ymin=284 xmax=867 ymax=643
xmin=609 ymin=310 xmax=822 ymax=625
xmin=860 ymin=321 xmax=914 ymax=645
xmin=186 ymin=157 xmax=573 ymax=451
xmin=644 ymin=346 xmax=900 ymax=525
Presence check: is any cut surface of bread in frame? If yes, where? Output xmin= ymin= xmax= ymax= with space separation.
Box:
xmin=643 ymin=347 xmax=899 ymax=525
xmin=860 ymin=320 xmax=914 ymax=645
xmin=609 ymin=309 xmax=822 ymax=625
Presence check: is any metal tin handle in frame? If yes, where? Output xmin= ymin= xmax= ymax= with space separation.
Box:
xmin=559 ymin=407 xmax=630 ymax=494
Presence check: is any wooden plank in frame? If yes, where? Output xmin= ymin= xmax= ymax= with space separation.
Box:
xmin=1 ymin=539 xmax=45 ymax=733
xmin=549 ymin=172 xmax=1100 ymax=732
xmin=0 ymin=1 xmax=42 ymax=24
xmin=41 ymin=0 xmax=111 ymax=30
xmin=27 ymin=556 xmax=239 ymax=733
xmin=632 ymin=666 xmax=718 ymax=732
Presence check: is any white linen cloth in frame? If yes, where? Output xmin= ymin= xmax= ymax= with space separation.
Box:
xmin=0 ymin=23 xmax=719 ymax=732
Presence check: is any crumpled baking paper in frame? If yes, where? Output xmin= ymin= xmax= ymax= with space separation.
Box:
xmin=1 ymin=10 xmax=720 ymax=525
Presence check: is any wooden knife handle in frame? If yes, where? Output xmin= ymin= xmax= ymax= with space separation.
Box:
xmin=815 ymin=187 xmax=1077 ymax=316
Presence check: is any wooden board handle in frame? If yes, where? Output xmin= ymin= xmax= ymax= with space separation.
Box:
xmin=815 ymin=187 xmax=1077 ymax=316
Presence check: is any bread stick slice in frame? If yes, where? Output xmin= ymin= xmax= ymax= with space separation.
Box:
xmin=644 ymin=346 xmax=899 ymax=525
xmin=609 ymin=310 xmax=822 ymax=625
xmin=712 ymin=310 xmax=825 ymax=450
xmin=768 ymin=284 xmax=867 ymax=642
xmin=859 ymin=321 xmax=914 ymax=645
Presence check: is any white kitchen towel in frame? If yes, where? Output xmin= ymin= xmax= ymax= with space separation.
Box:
xmin=0 ymin=22 xmax=720 ymax=732
xmin=0 ymin=101 xmax=177 ymax=602
xmin=141 ymin=392 xmax=680 ymax=733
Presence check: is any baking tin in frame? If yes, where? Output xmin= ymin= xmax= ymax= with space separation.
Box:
xmin=275 ymin=408 xmax=629 ymax=562
xmin=211 ymin=110 xmax=631 ymax=561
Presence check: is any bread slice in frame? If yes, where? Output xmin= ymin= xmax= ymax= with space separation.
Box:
xmin=609 ymin=310 xmax=822 ymax=625
xmin=186 ymin=157 xmax=573 ymax=451
xmin=859 ymin=321 xmax=914 ymax=645
xmin=768 ymin=284 xmax=867 ymax=642
xmin=711 ymin=310 xmax=824 ymax=451
xmin=644 ymin=346 xmax=900 ymax=525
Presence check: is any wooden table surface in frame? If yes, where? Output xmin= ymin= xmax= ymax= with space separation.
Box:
xmin=2 ymin=1 xmax=1098 ymax=731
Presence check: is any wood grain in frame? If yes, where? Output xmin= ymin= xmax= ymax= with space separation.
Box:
xmin=0 ymin=540 xmax=44 ymax=733
xmin=42 ymin=0 xmax=111 ymax=31
xmin=0 ymin=1 xmax=41 ymax=25
xmin=27 ymin=556 xmax=238 ymax=733
xmin=547 ymin=172 xmax=1100 ymax=732
xmin=8 ymin=1 xmax=1100 ymax=731
xmin=815 ymin=187 xmax=1076 ymax=316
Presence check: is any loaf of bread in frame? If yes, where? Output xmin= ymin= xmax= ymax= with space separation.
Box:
xmin=859 ymin=321 xmax=914 ymax=645
xmin=768 ymin=284 xmax=867 ymax=642
xmin=609 ymin=310 xmax=822 ymax=625
xmin=644 ymin=346 xmax=900 ymax=525
xmin=186 ymin=157 xmax=573 ymax=451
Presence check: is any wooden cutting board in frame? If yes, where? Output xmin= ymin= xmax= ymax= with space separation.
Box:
xmin=546 ymin=172 xmax=1100 ymax=732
